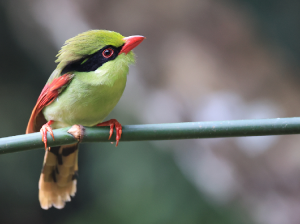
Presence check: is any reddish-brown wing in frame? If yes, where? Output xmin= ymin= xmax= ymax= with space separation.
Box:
xmin=26 ymin=74 xmax=74 ymax=134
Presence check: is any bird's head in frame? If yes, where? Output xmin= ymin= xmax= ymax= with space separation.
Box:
xmin=52 ymin=30 xmax=144 ymax=78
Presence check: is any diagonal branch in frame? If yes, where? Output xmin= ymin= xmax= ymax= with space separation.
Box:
xmin=1 ymin=117 xmax=300 ymax=154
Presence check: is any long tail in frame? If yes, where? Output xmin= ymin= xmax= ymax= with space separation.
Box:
xmin=39 ymin=143 xmax=78 ymax=209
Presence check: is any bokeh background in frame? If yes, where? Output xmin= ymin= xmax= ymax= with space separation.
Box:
xmin=1 ymin=0 xmax=300 ymax=223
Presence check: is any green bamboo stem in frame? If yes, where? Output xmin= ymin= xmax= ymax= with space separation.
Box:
xmin=1 ymin=117 xmax=300 ymax=154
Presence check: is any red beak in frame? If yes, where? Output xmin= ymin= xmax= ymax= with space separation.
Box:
xmin=119 ymin=35 xmax=145 ymax=55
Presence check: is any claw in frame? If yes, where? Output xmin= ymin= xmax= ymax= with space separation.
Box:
xmin=97 ymin=119 xmax=122 ymax=146
xmin=40 ymin=120 xmax=55 ymax=150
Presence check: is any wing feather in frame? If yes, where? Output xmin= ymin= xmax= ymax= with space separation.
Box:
xmin=26 ymin=74 xmax=74 ymax=134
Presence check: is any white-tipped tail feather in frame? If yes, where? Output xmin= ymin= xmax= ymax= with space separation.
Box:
xmin=39 ymin=144 xmax=78 ymax=209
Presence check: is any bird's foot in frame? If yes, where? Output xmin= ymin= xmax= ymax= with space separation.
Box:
xmin=96 ymin=119 xmax=122 ymax=146
xmin=68 ymin=124 xmax=85 ymax=142
xmin=40 ymin=120 xmax=55 ymax=150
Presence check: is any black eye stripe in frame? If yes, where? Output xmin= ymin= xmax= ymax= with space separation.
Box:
xmin=61 ymin=45 xmax=123 ymax=74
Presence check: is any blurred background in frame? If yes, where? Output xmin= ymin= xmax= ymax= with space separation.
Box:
xmin=1 ymin=0 xmax=300 ymax=223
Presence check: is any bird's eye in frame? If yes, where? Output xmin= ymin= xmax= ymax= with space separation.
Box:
xmin=102 ymin=48 xmax=114 ymax=58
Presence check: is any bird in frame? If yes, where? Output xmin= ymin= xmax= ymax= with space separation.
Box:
xmin=26 ymin=30 xmax=145 ymax=209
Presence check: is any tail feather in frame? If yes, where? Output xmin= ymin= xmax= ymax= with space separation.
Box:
xmin=39 ymin=143 xmax=78 ymax=210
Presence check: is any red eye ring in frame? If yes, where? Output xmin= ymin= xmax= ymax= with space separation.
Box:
xmin=102 ymin=48 xmax=114 ymax=58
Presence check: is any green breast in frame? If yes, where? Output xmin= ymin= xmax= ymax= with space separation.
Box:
xmin=43 ymin=57 xmax=129 ymax=129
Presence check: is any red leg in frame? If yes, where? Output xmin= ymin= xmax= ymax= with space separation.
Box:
xmin=97 ymin=119 xmax=122 ymax=146
xmin=40 ymin=120 xmax=55 ymax=150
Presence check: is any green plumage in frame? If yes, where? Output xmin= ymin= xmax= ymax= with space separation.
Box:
xmin=47 ymin=30 xmax=129 ymax=83
xmin=43 ymin=30 xmax=135 ymax=129
xmin=33 ymin=30 xmax=143 ymax=209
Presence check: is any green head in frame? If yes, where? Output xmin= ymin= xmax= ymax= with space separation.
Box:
xmin=48 ymin=30 xmax=144 ymax=83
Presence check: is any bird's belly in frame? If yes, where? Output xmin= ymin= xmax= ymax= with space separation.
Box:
xmin=43 ymin=76 xmax=127 ymax=129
